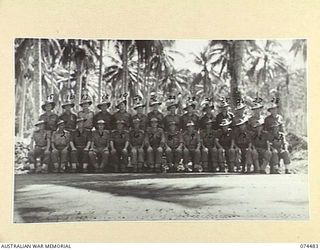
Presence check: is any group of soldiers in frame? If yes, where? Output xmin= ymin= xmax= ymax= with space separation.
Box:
xmin=28 ymin=93 xmax=292 ymax=174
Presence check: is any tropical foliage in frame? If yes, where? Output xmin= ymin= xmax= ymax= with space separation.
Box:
xmin=15 ymin=39 xmax=307 ymax=138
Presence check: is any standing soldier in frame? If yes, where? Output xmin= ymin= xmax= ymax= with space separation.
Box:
xmin=248 ymin=97 xmax=264 ymax=132
xmin=78 ymin=96 xmax=94 ymax=131
xmin=200 ymin=119 xmax=218 ymax=172
xmin=233 ymin=98 xmax=247 ymax=121
xmin=163 ymin=98 xmax=181 ymax=131
xmin=215 ymin=98 xmax=234 ymax=130
xmin=250 ymin=118 xmax=272 ymax=174
xmin=112 ymin=95 xmax=131 ymax=130
xmin=232 ymin=117 xmax=254 ymax=173
xmin=164 ymin=121 xmax=183 ymax=172
xmin=39 ymin=95 xmax=59 ymax=132
xmin=28 ymin=120 xmax=50 ymax=173
xmin=129 ymin=118 xmax=145 ymax=172
xmin=181 ymin=97 xmax=199 ymax=131
xmin=199 ymin=98 xmax=215 ymax=130
xmin=147 ymin=96 xmax=164 ymax=128
xmin=182 ymin=121 xmax=202 ymax=172
xmin=51 ymin=120 xmax=72 ymax=173
xmin=215 ymin=118 xmax=236 ymax=172
xmin=110 ymin=120 xmax=130 ymax=172
xmin=70 ymin=118 xmax=91 ymax=173
xmin=145 ymin=118 xmax=165 ymax=172
xmin=131 ymin=100 xmax=148 ymax=131
xmin=93 ymin=95 xmax=113 ymax=131
xmin=59 ymin=99 xmax=77 ymax=132
xmin=89 ymin=120 xmax=111 ymax=173
xmin=264 ymin=97 xmax=285 ymax=133
xmin=269 ymin=121 xmax=291 ymax=174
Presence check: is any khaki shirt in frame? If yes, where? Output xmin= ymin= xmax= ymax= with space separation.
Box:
xmin=200 ymin=128 xmax=217 ymax=148
xmin=145 ymin=127 xmax=165 ymax=147
xmin=216 ymin=128 xmax=233 ymax=149
xmin=112 ymin=111 xmax=131 ymax=129
xmin=71 ymin=129 xmax=92 ymax=148
xmin=129 ymin=129 xmax=145 ymax=147
xmin=165 ymin=131 xmax=182 ymax=149
xmin=59 ymin=112 xmax=77 ymax=131
xmin=33 ymin=130 xmax=50 ymax=147
xmin=78 ymin=110 xmax=94 ymax=130
xmin=131 ymin=114 xmax=148 ymax=130
xmin=39 ymin=112 xmax=59 ymax=131
xmin=183 ymin=131 xmax=200 ymax=150
xmin=91 ymin=130 xmax=110 ymax=148
xmin=111 ymin=129 xmax=129 ymax=148
xmin=52 ymin=130 xmax=71 ymax=147
xmin=93 ymin=111 xmax=113 ymax=130
xmin=264 ymin=114 xmax=284 ymax=132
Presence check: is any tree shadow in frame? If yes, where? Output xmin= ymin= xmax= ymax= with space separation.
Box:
xmin=15 ymin=173 xmax=234 ymax=209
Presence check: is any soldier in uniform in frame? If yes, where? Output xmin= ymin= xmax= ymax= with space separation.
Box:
xmin=70 ymin=118 xmax=91 ymax=173
xmin=232 ymin=117 xmax=254 ymax=173
xmin=112 ymin=97 xmax=131 ymax=130
xmin=59 ymin=100 xmax=77 ymax=132
xmin=269 ymin=121 xmax=291 ymax=174
xmin=199 ymin=98 xmax=215 ymax=130
xmin=110 ymin=120 xmax=130 ymax=172
xmin=145 ymin=117 xmax=165 ymax=172
xmin=182 ymin=121 xmax=202 ymax=172
xmin=89 ymin=120 xmax=111 ymax=173
xmin=250 ymin=118 xmax=272 ymax=174
xmin=215 ymin=118 xmax=236 ymax=172
xmin=147 ymin=96 xmax=164 ymax=128
xmin=164 ymin=121 xmax=183 ymax=172
xmin=215 ymin=99 xmax=234 ymax=130
xmin=129 ymin=118 xmax=145 ymax=172
xmin=200 ymin=119 xmax=219 ymax=172
xmin=181 ymin=98 xmax=199 ymax=131
xmin=78 ymin=98 xmax=94 ymax=131
xmin=28 ymin=120 xmax=50 ymax=173
xmin=264 ymin=98 xmax=285 ymax=133
xmin=248 ymin=98 xmax=264 ymax=132
xmin=51 ymin=120 xmax=72 ymax=173
xmin=131 ymin=102 xmax=148 ymax=131
xmin=93 ymin=96 xmax=113 ymax=131
xmin=39 ymin=96 xmax=59 ymax=132
xmin=233 ymin=99 xmax=247 ymax=121
xmin=163 ymin=99 xmax=181 ymax=131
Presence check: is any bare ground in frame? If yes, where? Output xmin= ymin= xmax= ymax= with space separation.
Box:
xmin=13 ymin=172 xmax=309 ymax=223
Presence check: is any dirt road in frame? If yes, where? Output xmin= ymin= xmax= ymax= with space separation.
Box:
xmin=14 ymin=173 xmax=309 ymax=223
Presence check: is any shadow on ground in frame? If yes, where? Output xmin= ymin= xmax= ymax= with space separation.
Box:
xmin=15 ymin=173 xmax=233 ymax=208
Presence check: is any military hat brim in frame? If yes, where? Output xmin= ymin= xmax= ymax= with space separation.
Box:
xmin=80 ymin=100 xmax=93 ymax=106
xmin=62 ymin=102 xmax=75 ymax=108
xmin=219 ymin=120 xmax=232 ymax=127
xmin=267 ymin=103 xmax=279 ymax=111
xmin=149 ymin=101 xmax=162 ymax=106
xmin=35 ymin=120 xmax=46 ymax=126
xmin=97 ymin=101 xmax=111 ymax=109
xmin=41 ymin=101 xmax=56 ymax=111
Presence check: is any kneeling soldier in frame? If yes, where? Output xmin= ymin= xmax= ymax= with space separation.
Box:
xmin=110 ymin=120 xmax=129 ymax=172
xmin=232 ymin=117 xmax=254 ymax=173
xmin=145 ymin=118 xmax=165 ymax=172
xmin=164 ymin=121 xmax=183 ymax=172
xmin=51 ymin=120 xmax=71 ymax=173
xmin=183 ymin=121 xmax=202 ymax=172
xmin=215 ymin=118 xmax=236 ymax=172
xmin=251 ymin=118 xmax=272 ymax=174
xmin=89 ymin=120 xmax=111 ymax=173
xmin=200 ymin=119 xmax=218 ymax=172
xmin=129 ymin=118 xmax=145 ymax=172
xmin=28 ymin=120 xmax=50 ymax=173
xmin=269 ymin=121 xmax=291 ymax=174
xmin=70 ymin=118 xmax=91 ymax=172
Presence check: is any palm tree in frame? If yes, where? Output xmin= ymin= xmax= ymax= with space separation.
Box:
xmin=289 ymin=39 xmax=307 ymax=62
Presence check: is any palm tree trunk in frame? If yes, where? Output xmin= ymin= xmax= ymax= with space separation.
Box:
xmin=33 ymin=38 xmax=42 ymax=118
xmin=19 ymin=74 xmax=27 ymax=137
xmin=229 ymin=41 xmax=244 ymax=107
xmin=98 ymin=40 xmax=104 ymax=102
xmin=122 ymin=41 xmax=128 ymax=95
xmin=75 ymin=61 xmax=83 ymax=111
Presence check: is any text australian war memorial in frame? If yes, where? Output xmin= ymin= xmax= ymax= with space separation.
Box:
xmin=14 ymin=39 xmax=308 ymax=176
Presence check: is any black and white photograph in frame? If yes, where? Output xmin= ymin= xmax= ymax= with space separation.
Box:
xmin=14 ymin=39 xmax=308 ymax=223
